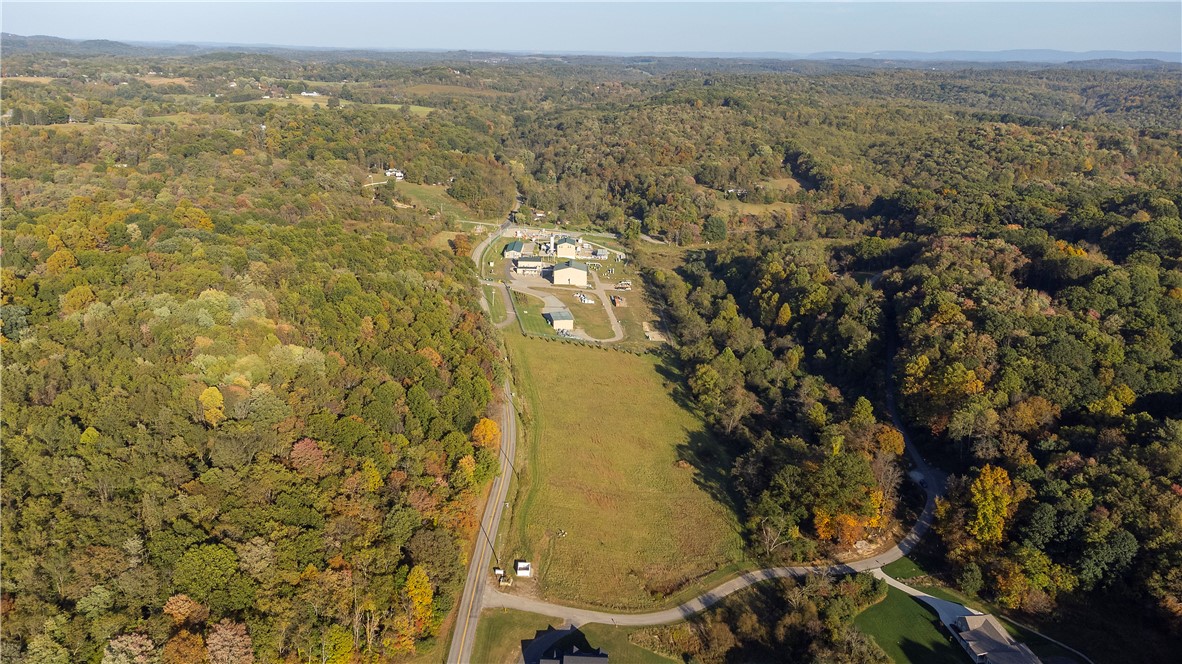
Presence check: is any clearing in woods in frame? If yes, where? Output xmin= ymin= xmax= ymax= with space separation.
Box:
xmin=396 ymin=182 xmax=503 ymax=222
xmin=502 ymin=332 xmax=744 ymax=610
xmin=403 ymin=83 xmax=509 ymax=97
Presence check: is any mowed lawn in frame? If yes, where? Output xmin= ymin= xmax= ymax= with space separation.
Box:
xmin=482 ymin=285 xmax=508 ymax=326
xmin=854 ymin=587 xmax=965 ymax=664
xmin=505 ymin=334 xmax=744 ymax=609
xmin=473 ymin=609 xmax=674 ymax=664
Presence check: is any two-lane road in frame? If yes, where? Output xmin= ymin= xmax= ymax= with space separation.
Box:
xmin=447 ymin=379 xmax=517 ymax=664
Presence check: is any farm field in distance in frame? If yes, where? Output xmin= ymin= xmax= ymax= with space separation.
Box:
xmin=502 ymin=331 xmax=745 ymax=609
xmin=397 ymin=182 xmax=503 ymax=222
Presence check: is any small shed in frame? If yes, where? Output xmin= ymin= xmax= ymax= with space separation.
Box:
xmin=514 ymin=560 xmax=532 ymax=578
xmin=545 ymin=310 xmax=575 ymax=332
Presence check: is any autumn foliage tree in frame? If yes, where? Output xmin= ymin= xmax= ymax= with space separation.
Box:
xmin=205 ymin=620 xmax=252 ymax=664
xmin=968 ymin=465 xmax=1015 ymax=547
xmin=471 ymin=417 xmax=500 ymax=448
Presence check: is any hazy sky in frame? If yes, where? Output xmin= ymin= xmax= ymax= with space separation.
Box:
xmin=2 ymin=2 xmax=1179 ymax=54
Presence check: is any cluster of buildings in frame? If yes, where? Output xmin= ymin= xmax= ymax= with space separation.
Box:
xmin=505 ymin=238 xmax=592 ymax=288
xmin=503 ymin=233 xmax=618 ymax=290
xmin=504 ymin=233 xmax=614 ymax=262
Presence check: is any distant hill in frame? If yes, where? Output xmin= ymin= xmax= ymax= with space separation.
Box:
xmin=803 ymin=49 xmax=1182 ymax=64
xmin=1 ymin=33 xmax=149 ymax=56
xmin=1 ymin=33 xmax=1178 ymax=69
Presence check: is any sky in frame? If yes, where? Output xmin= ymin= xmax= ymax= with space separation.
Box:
xmin=2 ymin=2 xmax=1179 ymax=55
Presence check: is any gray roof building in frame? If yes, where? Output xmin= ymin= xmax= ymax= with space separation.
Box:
xmin=952 ymin=615 xmax=1041 ymax=664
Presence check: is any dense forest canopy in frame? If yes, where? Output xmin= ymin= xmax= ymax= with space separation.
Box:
xmin=2 ymin=44 xmax=1180 ymax=663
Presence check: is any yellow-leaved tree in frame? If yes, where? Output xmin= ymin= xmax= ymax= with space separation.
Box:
xmin=968 ymin=464 xmax=1014 ymax=546
xmin=199 ymin=386 xmax=226 ymax=427
xmin=471 ymin=417 xmax=500 ymax=448
xmin=406 ymin=565 xmax=433 ymax=630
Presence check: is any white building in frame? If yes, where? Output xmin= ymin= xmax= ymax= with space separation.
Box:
xmin=555 ymin=236 xmax=580 ymax=259
xmin=545 ymin=310 xmax=574 ymax=332
xmin=552 ymin=260 xmax=588 ymax=287
xmin=516 ymin=256 xmax=546 ymax=275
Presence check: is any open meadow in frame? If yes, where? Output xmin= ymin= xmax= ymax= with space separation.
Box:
xmin=502 ymin=332 xmax=745 ymax=610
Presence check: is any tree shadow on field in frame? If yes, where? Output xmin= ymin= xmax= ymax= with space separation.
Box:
xmin=898 ymin=635 xmax=964 ymax=664
xmin=652 ymin=346 xmax=700 ymax=413
xmin=678 ymin=428 xmax=744 ymax=520
xmin=651 ymin=347 xmax=747 ymax=530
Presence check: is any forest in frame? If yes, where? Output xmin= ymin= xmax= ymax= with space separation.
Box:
xmin=2 ymin=43 xmax=1180 ymax=663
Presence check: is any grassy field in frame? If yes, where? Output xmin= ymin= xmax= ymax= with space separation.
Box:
xmin=854 ymin=587 xmax=965 ymax=664
xmin=483 ymin=285 xmax=508 ymax=326
xmin=717 ymin=199 xmax=798 ymax=217
xmin=397 ymin=182 xmax=502 ymax=222
xmin=882 ymin=557 xmax=930 ymax=581
xmin=537 ymin=287 xmax=616 ymax=340
xmin=404 ymin=83 xmax=508 ymax=97
xmin=427 ymin=230 xmax=459 ymax=250
xmin=363 ymin=102 xmax=436 ymax=116
xmin=2 ymin=76 xmax=59 ymax=84
xmin=140 ymin=75 xmax=191 ymax=86
xmin=502 ymin=332 xmax=744 ymax=609
xmin=473 ymin=609 xmax=674 ymax=664
xmin=241 ymin=96 xmax=436 ymax=116
xmin=511 ymin=292 xmax=559 ymax=337
xmin=761 ymin=176 xmax=802 ymax=193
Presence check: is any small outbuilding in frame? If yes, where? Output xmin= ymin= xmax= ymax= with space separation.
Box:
xmin=514 ymin=560 xmax=533 ymax=577
xmin=552 ymin=260 xmax=589 ymax=287
xmin=545 ymin=310 xmax=575 ymax=332
xmin=503 ymin=240 xmax=526 ymax=259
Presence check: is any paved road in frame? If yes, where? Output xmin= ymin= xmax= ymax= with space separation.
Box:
xmin=446 ymin=208 xmax=521 ymax=664
xmin=447 ymin=380 xmax=518 ymax=664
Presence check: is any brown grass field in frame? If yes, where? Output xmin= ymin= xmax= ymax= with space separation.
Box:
xmin=404 ymin=83 xmax=509 ymax=97
xmin=502 ymin=332 xmax=744 ymax=610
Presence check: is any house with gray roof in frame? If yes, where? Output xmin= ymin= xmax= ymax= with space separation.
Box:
xmin=951 ymin=614 xmax=1041 ymax=664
